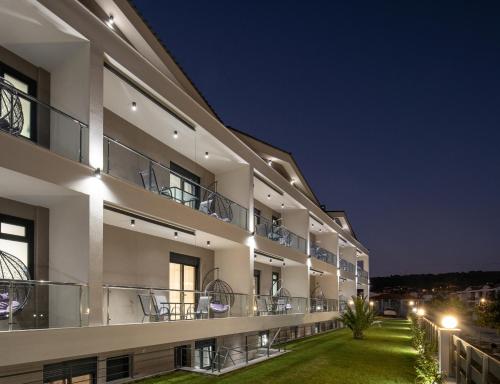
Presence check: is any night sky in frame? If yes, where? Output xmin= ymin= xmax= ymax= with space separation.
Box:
xmin=132 ymin=1 xmax=500 ymax=277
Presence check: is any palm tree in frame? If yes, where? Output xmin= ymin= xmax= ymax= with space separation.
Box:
xmin=340 ymin=295 xmax=375 ymax=339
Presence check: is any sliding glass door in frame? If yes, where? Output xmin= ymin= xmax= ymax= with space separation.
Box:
xmin=169 ymin=253 xmax=199 ymax=320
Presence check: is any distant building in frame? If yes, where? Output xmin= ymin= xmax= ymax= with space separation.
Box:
xmin=453 ymin=284 xmax=500 ymax=307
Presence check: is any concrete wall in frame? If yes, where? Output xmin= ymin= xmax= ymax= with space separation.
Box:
xmin=254 ymin=261 xmax=281 ymax=296
xmin=214 ymin=245 xmax=252 ymax=296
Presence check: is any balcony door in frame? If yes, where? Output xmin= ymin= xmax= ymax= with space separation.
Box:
xmin=169 ymin=163 xmax=200 ymax=209
xmin=169 ymin=253 xmax=199 ymax=320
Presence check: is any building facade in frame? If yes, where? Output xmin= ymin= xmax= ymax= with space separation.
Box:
xmin=0 ymin=1 xmax=370 ymax=383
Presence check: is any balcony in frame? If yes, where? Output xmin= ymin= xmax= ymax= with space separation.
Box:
xmin=0 ymin=78 xmax=89 ymax=164
xmin=357 ymin=268 xmax=369 ymax=285
xmin=339 ymin=258 xmax=356 ymax=281
xmin=310 ymin=243 xmax=337 ymax=266
xmin=309 ymin=298 xmax=338 ymax=313
xmin=254 ymin=215 xmax=307 ymax=254
xmin=103 ymin=136 xmax=248 ymax=230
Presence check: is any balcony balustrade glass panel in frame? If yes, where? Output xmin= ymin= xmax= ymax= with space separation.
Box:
xmin=339 ymin=258 xmax=356 ymax=280
xmin=103 ymin=285 xmax=251 ymax=325
xmin=357 ymin=268 xmax=369 ymax=285
xmin=310 ymin=243 xmax=337 ymax=266
xmin=0 ymin=78 xmax=89 ymax=163
xmin=253 ymin=294 xmax=308 ymax=316
xmin=103 ymin=136 xmax=248 ymax=230
xmin=309 ymin=298 xmax=339 ymax=313
xmin=0 ymin=279 xmax=88 ymax=331
xmin=254 ymin=215 xmax=307 ymax=254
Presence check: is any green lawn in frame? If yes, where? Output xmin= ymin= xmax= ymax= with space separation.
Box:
xmin=137 ymin=319 xmax=417 ymax=384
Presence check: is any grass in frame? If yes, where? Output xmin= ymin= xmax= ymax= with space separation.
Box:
xmin=136 ymin=319 xmax=417 ymax=384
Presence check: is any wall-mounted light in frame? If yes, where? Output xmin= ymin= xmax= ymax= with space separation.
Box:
xmin=206 ymin=240 xmax=211 ymax=247
xmin=205 ymin=151 xmax=209 ymax=159
xmin=106 ymin=15 xmax=114 ymax=28
xmin=130 ymin=219 xmax=135 ymax=227
xmin=94 ymin=168 xmax=102 ymax=179
xmin=173 ymin=130 xmax=178 ymax=139
xmin=174 ymin=231 xmax=178 ymax=239
xmin=131 ymin=101 xmax=137 ymax=111
xmin=441 ymin=315 xmax=458 ymax=329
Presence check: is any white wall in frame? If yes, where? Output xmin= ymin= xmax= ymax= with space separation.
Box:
xmin=214 ymin=245 xmax=252 ymax=295
xmin=282 ymin=265 xmax=309 ymax=298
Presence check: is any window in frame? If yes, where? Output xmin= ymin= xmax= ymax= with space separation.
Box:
xmin=254 ymin=208 xmax=261 ymax=225
xmin=272 ymin=272 xmax=280 ymax=296
xmin=253 ymin=270 xmax=260 ymax=295
xmin=0 ymin=62 xmax=37 ymax=140
xmin=43 ymin=358 xmax=97 ymax=384
xmin=169 ymin=163 xmax=200 ymax=208
xmin=194 ymin=339 xmax=215 ymax=370
xmin=106 ymin=355 xmax=130 ymax=382
xmin=258 ymin=331 xmax=269 ymax=347
xmin=0 ymin=214 xmax=34 ymax=278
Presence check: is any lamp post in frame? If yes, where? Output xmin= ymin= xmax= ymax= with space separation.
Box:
xmin=438 ymin=315 xmax=460 ymax=378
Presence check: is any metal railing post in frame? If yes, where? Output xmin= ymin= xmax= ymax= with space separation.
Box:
xmin=106 ymin=286 xmax=110 ymax=325
xmin=245 ymin=336 xmax=248 ymax=364
xmin=106 ymin=137 xmax=111 ymax=173
xmin=79 ymin=285 xmax=83 ymax=327
xmin=148 ymin=288 xmax=153 ymax=322
xmin=78 ymin=124 xmax=83 ymax=163
xmin=148 ymin=160 xmax=153 ymax=191
xmin=8 ymin=281 xmax=14 ymax=331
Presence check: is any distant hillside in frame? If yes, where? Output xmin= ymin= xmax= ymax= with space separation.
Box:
xmin=371 ymin=271 xmax=500 ymax=292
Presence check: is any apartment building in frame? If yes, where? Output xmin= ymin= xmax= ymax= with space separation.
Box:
xmin=0 ymin=1 xmax=370 ymax=382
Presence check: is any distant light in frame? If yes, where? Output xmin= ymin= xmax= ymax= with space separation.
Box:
xmin=417 ymin=308 xmax=426 ymax=317
xmin=174 ymin=231 xmax=178 ymax=239
xmin=480 ymin=298 xmax=486 ymax=304
xmin=130 ymin=219 xmax=135 ymax=227
xmin=369 ymin=301 xmax=374 ymax=306
xmin=409 ymin=300 xmax=415 ymax=306
xmin=173 ymin=130 xmax=178 ymax=139
xmin=94 ymin=168 xmax=102 ymax=179
xmin=106 ymin=15 xmax=114 ymax=28
xmin=205 ymin=151 xmax=209 ymax=159
xmin=441 ymin=315 xmax=458 ymax=329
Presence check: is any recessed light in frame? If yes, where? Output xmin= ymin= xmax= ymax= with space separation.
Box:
xmin=267 ymin=159 xmax=273 ymax=166
xmin=173 ymin=130 xmax=178 ymax=139
xmin=94 ymin=168 xmax=101 ymax=179
xmin=174 ymin=231 xmax=178 ymax=239
xmin=267 ymin=194 xmax=271 ymax=199
xmin=206 ymin=240 xmax=211 ymax=247
xmin=290 ymin=179 xmax=295 ymax=185
xmin=269 ymin=258 xmax=273 ymax=263
xmin=281 ymin=203 xmax=284 ymax=208
xmin=131 ymin=101 xmax=137 ymax=111
xmin=282 ymin=261 xmax=286 ymax=266
xmin=130 ymin=219 xmax=135 ymax=227
xmin=205 ymin=151 xmax=209 ymax=159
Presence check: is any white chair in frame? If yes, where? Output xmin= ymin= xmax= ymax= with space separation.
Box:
xmin=195 ymin=296 xmax=211 ymax=319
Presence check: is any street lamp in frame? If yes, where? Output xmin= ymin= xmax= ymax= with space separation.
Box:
xmin=416 ymin=308 xmax=425 ymax=317
xmin=441 ymin=315 xmax=458 ymax=329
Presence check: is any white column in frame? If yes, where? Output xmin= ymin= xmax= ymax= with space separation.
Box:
xmin=438 ymin=328 xmax=460 ymax=378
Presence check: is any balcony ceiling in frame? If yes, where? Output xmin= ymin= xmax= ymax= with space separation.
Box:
xmin=103 ymin=67 xmax=246 ymax=175
xmin=253 ymin=175 xmax=304 ymax=212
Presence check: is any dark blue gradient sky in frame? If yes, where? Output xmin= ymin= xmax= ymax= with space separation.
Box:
xmin=132 ymin=1 xmax=500 ymax=276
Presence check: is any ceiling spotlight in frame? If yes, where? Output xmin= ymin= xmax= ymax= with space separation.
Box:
xmin=173 ymin=130 xmax=178 ymax=139
xmin=267 ymin=194 xmax=271 ymax=199
xmin=282 ymin=261 xmax=286 ymax=266
xmin=174 ymin=231 xmax=178 ymax=239
xmin=205 ymin=151 xmax=209 ymax=159
xmin=106 ymin=15 xmax=114 ymax=28
xmin=267 ymin=159 xmax=272 ymax=166
xmin=319 ymin=228 xmax=322 ymax=232
xmin=290 ymin=179 xmax=295 ymax=185
xmin=281 ymin=203 xmax=284 ymax=208
xmin=269 ymin=258 xmax=273 ymax=263
xmin=94 ymin=168 xmax=102 ymax=179
xmin=311 ymin=223 xmax=314 ymax=227
xmin=130 ymin=219 xmax=135 ymax=227
xmin=131 ymin=101 xmax=137 ymax=111
xmin=206 ymin=240 xmax=211 ymax=247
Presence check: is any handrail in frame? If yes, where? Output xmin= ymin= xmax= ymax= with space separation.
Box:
xmin=0 ymin=79 xmax=88 ymax=128
xmin=0 ymin=278 xmax=88 ymax=287
xmin=254 ymin=214 xmax=306 ymax=244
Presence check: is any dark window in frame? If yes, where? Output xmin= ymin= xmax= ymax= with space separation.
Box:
xmin=43 ymin=357 xmax=97 ymax=383
xmin=169 ymin=162 xmax=201 ymax=208
xmin=254 ymin=269 xmax=261 ymax=295
xmin=272 ymin=215 xmax=280 ymax=226
xmin=106 ymin=355 xmax=130 ymax=382
xmin=258 ymin=331 xmax=269 ymax=347
xmin=0 ymin=62 xmax=37 ymax=140
xmin=195 ymin=339 xmax=216 ymax=370
xmin=254 ymin=208 xmax=261 ymax=225
xmin=0 ymin=214 xmax=34 ymax=279
xmin=272 ymin=272 xmax=280 ymax=296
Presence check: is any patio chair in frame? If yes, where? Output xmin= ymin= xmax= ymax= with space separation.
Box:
xmin=153 ymin=294 xmax=170 ymax=320
xmin=139 ymin=168 xmax=172 ymax=198
xmin=195 ymin=296 xmax=211 ymax=319
xmin=256 ymin=297 xmax=269 ymax=315
xmin=138 ymin=294 xmax=157 ymax=323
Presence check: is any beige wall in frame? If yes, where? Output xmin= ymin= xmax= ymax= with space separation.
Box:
xmin=104 ymin=108 xmax=215 ymax=188
xmin=254 ymin=199 xmax=280 ymax=221
xmin=254 ymin=261 xmax=281 ymax=296
xmin=103 ymin=224 xmax=214 ymax=288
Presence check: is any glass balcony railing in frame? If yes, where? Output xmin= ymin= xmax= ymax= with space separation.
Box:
xmin=253 ymin=294 xmax=308 ymax=315
xmin=103 ymin=285 xmax=251 ymax=325
xmin=254 ymin=215 xmax=307 ymax=253
xmin=103 ymin=135 xmax=248 ymax=230
xmin=0 ymin=279 xmax=89 ymax=331
xmin=339 ymin=258 xmax=356 ymax=280
xmin=309 ymin=298 xmax=339 ymax=313
xmin=357 ymin=268 xmax=369 ymax=285
xmin=0 ymin=78 xmax=89 ymax=164
xmin=310 ymin=243 xmax=337 ymax=266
